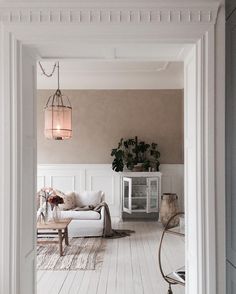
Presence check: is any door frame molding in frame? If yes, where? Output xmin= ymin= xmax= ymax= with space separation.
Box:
xmin=0 ymin=2 xmax=224 ymax=294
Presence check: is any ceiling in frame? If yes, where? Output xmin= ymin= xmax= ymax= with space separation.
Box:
xmin=37 ymin=43 xmax=188 ymax=89
xmin=37 ymin=43 xmax=190 ymax=60
xmin=37 ymin=60 xmax=184 ymax=89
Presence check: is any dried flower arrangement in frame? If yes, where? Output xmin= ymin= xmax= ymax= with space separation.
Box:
xmin=48 ymin=195 xmax=64 ymax=207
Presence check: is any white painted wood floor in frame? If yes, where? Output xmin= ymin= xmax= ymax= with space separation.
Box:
xmin=37 ymin=221 xmax=185 ymax=294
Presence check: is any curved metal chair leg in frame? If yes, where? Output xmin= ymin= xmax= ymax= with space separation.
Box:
xmin=168 ymin=284 xmax=173 ymax=294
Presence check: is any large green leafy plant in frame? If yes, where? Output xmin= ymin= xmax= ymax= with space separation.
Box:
xmin=111 ymin=136 xmax=160 ymax=172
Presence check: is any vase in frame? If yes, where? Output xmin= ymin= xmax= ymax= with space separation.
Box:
xmin=40 ymin=201 xmax=50 ymax=223
xmin=132 ymin=163 xmax=143 ymax=172
xmin=159 ymin=193 xmax=179 ymax=228
xmin=52 ymin=205 xmax=61 ymax=222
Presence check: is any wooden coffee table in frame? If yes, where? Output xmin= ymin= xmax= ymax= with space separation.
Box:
xmin=37 ymin=218 xmax=72 ymax=256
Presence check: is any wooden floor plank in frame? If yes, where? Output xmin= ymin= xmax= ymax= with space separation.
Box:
xmin=77 ymin=270 xmax=93 ymax=294
xmin=58 ymin=271 xmax=77 ymax=294
xmin=37 ymin=271 xmax=57 ymax=294
xmin=37 ymin=270 xmax=46 ymax=284
xmin=123 ymin=229 xmax=135 ymax=294
xmin=127 ymin=222 xmax=144 ymax=294
xmin=105 ymin=238 xmax=119 ymax=294
xmin=115 ymin=222 xmax=126 ymax=294
xmin=48 ymin=271 xmax=70 ymax=294
xmin=96 ymin=236 xmax=114 ymax=294
xmin=67 ymin=271 xmax=85 ymax=294
xmin=85 ymin=269 xmax=102 ymax=294
xmin=132 ymin=222 xmax=156 ymax=294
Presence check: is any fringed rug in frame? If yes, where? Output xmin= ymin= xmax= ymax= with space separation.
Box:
xmin=37 ymin=237 xmax=105 ymax=270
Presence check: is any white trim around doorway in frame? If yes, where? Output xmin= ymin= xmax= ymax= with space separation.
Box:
xmin=0 ymin=2 xmax=224 ymax=294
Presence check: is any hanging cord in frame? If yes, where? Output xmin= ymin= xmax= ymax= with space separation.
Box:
xmin=38 ymin=61 xmax=57 ymax=78
xmin=57 ymin=61 xmax=60 ymax=90
xmin=40 ymin=61 xmax=69 ymax=108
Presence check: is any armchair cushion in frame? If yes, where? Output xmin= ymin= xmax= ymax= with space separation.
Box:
xmin=75 ymin=190 xmax=103 ymax=207
xmin=60 ymin=210 xmax=101 ymax=220
xmin=59 ymin=192 xmax=76 ymax=210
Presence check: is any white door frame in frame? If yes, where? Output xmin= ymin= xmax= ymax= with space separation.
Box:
xmin=0 ymin=2 xmax=225 ymax=294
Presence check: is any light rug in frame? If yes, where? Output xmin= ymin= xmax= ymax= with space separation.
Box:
xmin=37 ymin=237 xmax=105 ymax=270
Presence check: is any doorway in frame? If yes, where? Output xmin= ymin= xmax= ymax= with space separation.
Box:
xmin=36 ymin=57 xmax=185 ymax=294
xmin=0 ymin=3 xmax=224 ymax=294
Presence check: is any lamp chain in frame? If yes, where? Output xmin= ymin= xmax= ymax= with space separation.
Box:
xmin=38 ymin=61 xmax=57 ymax=78
xmin=39 ymin=61 xmax=61 ymax=91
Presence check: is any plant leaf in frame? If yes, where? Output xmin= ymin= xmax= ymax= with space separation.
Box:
xmin=111 ymin=148 xmax=117 ymax=156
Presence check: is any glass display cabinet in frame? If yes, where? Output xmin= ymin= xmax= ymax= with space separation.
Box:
xmin=121 ymin=172 xmax=162 ymax=216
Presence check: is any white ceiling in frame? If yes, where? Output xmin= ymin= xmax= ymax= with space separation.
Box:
xmin=37 ymin=43 xmax=187 ymax=89
xmin=37 ymin=60 xmax=183 ymax=89
xmin=37 ymin=43 xmax=190 ymax=60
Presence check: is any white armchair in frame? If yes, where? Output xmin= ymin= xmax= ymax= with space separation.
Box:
xmin=60 ymin=191 xmax=105 ymax=237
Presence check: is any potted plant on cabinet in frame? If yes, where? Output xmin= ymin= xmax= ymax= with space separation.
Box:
xmin=111 ymin=136 xmax=160 ymax=172
xmin=150 ymin=143 xmax=161 ymax=171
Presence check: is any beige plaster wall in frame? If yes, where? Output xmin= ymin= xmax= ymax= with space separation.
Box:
xmin=37 ymin=90 xmax=184 ymax=164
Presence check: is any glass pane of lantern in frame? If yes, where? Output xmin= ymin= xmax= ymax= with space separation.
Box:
xmin=44 ymin=106 xmax=53 ymax=138
xmin=44 ymin=105 xmax=72 ymax=140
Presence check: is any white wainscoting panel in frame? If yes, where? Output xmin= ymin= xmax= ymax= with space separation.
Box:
xmin=37 ymin=164 xmax=184 ymax=217
xmin=85 ymin=168 xmax=120 ymax=216
xmin=37 ymin=176 xmax=45 ymax=191
xmin=160 ymin=164 xmax=185 ymax=211
xmin=51 ymin=176 xmax=75 ymax=192
xmin=37 ymin=165 xmax=85 ymax=193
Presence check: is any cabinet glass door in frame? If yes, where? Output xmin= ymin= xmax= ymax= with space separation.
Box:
xmin=123 ymin=177 xmax=132 ymax=214
xmin=147 ymin=177 xmax=159 ymax=213
xmin=131 ymin=177 xmax=147 ymax=212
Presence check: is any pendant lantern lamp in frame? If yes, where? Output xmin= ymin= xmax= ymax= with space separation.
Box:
xmin=42 ymin=62 xmax=72 ymax=140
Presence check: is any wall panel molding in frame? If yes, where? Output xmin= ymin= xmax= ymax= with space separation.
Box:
xmin=37 ymin=163 xmax=184 ymax=217
xmin=0 ymin=2 xmax=219 ymax=25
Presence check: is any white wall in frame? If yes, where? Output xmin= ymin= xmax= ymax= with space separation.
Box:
xmin=37 ymin=164 xmax=184 ymax=218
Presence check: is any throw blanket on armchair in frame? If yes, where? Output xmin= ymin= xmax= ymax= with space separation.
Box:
xmin=73 ymin=201 xmax=134 ymax=238
xmin=93 ymin=202 xmax=113 ymax=237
